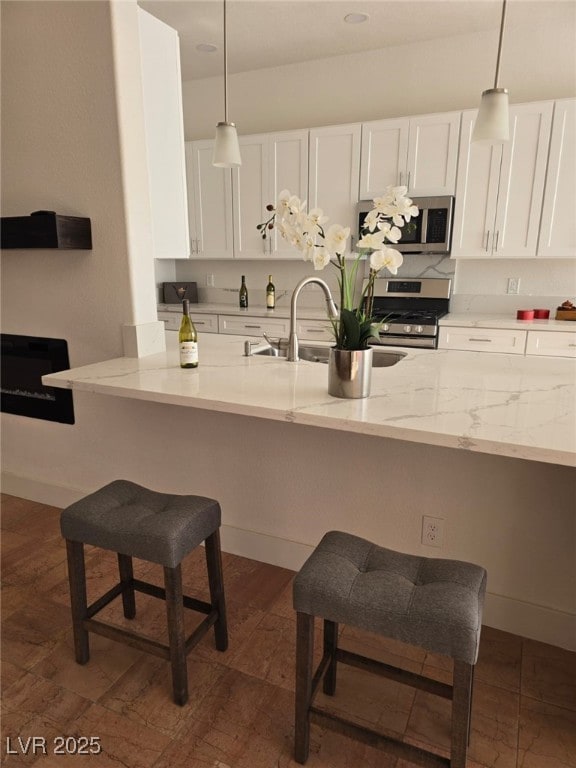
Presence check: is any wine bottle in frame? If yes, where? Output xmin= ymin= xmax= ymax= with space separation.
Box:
xmin=239 ymin=275 xmax=248 ymax=309
xmin=266 ymin=274 xmax=275 ymax=310
xmin=179 ymin=299 xmax=198 ymax=369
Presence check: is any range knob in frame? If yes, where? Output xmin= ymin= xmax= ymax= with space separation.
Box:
xmin=403 ymin=324 xmax=412 ymax=333
xmin=415 ymin=325 xmax=424 ymax=333
xmin=382 ymin=323 xmax=390 ymax=332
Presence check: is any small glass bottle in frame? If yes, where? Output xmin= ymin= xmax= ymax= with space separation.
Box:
xmin=266 ymin=275 xmax=275 ymax=310
xmin=239 ymin=275 xmax=248 ymax=309
xmin=179 ymin=299 xmax=198 ymax=368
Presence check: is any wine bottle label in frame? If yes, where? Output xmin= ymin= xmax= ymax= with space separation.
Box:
xmin=266 ymin=293 xmax=275 ymax=308
xmin=179 ymin=341 xmax=198 ymax=365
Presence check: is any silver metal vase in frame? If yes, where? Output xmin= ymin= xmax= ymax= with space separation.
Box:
xmin=328 ymin=347 xmax=373 ymax=399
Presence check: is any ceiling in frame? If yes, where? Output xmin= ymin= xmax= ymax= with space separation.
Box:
xmin=139 ymin=0 xmax=509 ymax=81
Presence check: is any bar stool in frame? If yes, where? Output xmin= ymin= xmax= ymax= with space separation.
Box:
xmin=60 ymin=479 xmax=228 ymax=706
xmin=293 ymin=530 xmax=487 ymax=767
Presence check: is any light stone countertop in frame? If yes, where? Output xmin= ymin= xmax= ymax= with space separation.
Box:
xmin=43 ymin=333 xmax=576 ymax=468
xmin=158 ymin=303 xmax=328 ymax=320
xmin=439 ymin=314 xmax=576 ymax=332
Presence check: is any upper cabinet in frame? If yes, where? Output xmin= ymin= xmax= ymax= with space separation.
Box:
xmin=138 ymin=9 xmax=189 ymax=260
xmin=359 ymin=112 xmax=460 ymax=199
xmin=309 ymin=123 xmax=361 ymax=252
xmin=538 ymin=99 xmax=576 ymax=259
xmin=185 ymin=140 xmax=234 ymax=259
xmin=451 ymin=101 xmax=553 ymax=259
xmin=231 ymin=130 xmax=309 ymax=260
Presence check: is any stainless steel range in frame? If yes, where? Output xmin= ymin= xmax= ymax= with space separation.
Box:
xmin=366 ymin=277 xmax=451 ymax=349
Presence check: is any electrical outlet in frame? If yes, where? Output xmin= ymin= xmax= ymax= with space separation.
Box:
xmin=507 ymin=277 xmax=520 ymax=295
xmin=422 ymin=516 xmax=445 ymax=548
xmin=206 ymin=273 xmax=215 ymax=287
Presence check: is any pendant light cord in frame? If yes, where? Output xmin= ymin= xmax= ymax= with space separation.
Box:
xmin=493 ymin=0 xmax=507 ymax=89
xmin=223 ymin=0 xmax=229 ymax=123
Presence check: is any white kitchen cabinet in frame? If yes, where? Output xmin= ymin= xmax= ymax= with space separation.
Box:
xmin=538 ymin=99 xmax=576 ymax=259
xmin=232 ymin=130 xmax=309 ymax=260
xmin=185 ymin=140 xmax=234 ymax=259
xmin=360 ymin=112 xmax=460 ymax=199
xmin=438 ymin=326 xmax=527 ymax=354
xmin=309 ymin=123 xmax=361 ymax=253
xmin=218 ymin=314 xmax=291 ymax=338
xmin=138 ymin=9 xmax=189 ymax=259
xmin=296 ymin=320 xmax=334 ymax=342
xmin=159 ymin=311 xmax=218 ymax=333
xmin=526 ymin=330 xmax=576 ymax=358
xmin=452 ymin=102 xmax=553 ymax=259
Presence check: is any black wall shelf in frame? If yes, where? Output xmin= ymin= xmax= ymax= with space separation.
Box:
xmin=1 ymin=211 xmax=92 ymax=250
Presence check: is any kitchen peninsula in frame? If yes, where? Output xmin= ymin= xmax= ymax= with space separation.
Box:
xmin=44 ymin=333 xmax=575 ymax=467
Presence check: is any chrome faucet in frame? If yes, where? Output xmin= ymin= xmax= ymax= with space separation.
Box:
xmin=288 ymin=277 xmax=339 ymax=361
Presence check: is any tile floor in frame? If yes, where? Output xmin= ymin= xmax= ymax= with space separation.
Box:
xmin=1 ymin=493 xmax=575 ymax=768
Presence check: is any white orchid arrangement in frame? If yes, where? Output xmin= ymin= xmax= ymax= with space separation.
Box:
xmin=258 ymin=186 xmax=419 ymax=350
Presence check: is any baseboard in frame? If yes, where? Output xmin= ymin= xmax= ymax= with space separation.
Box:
xmin=2 ymin=471 xmax=574 ymax=651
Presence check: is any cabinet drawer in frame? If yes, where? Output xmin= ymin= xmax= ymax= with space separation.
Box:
xmin=438 ymin=326 xmax=527 ymax=354
xmin=526 ymin=330 xmax=576 ymax=358
xmin=218 ymin=315 xmax=290 ymax=337
xmin=159 ymin=311 xmax=218 ymax=333
xmin=297 ymin=320 xmax=334 ymax=342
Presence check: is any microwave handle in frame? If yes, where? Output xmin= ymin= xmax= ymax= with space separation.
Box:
xmin=420 ymin=208 xmax=429 ymax=243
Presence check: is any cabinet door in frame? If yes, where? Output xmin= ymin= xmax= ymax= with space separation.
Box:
xmin=186 ymin=140 xmax=234 ymax=259
xmin=360 ymin=118 xmax=409 ymax=200
xmin=138 ymin=9 xmax=189 ymax=259
xmin=494 ymin=101 xmax=553 ymax=258
xmin=232 ymin=135 xmax=270 ymax=259
xmin=451 ymin=111 xmax=502 ymax=259
xmin=538 ymin=99 xmax=576 ymax=259
xmin=526 ymin=330 xmax=576 ymax=358
xmin=438 ymin=326 xmax=527 ymax=354
xmin=309 ymin=123 xmax=361 ymax=252
xmin=407 ymin=112 xmax=460 ymax=196
xmin=269 ymin=130 xmax=309 ymax=258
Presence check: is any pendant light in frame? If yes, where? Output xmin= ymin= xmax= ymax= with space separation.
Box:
xmin=212 ymin=0 xmax=241 ymax=166
xmin=472 ymin=0 xmax=509 ymax=143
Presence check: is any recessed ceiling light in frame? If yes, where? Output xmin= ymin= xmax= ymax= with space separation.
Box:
xmin=344 ymin=13 xmax=369 ymax=24
xmin=196 ymin=43 xmax=218 ymax=53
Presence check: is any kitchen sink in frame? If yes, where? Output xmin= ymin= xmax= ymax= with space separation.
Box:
xmin=252 ymin=344 xmax=405 ymax=367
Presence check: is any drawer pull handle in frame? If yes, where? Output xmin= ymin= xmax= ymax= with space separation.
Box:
xmin=245 ymin=324 xmax=261 ymax=329
xmin=569 ymin=343 xmax=576 ymax=348
xmin=469 ymin=337 xmax=492 ymax=342
xmin=305 ymin=327 xmax=328 ymax=333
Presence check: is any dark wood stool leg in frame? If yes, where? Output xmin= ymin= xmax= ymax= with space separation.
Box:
xmin=117 ymin=553 xmax=136 ymax=619
xmin=65 ymin=540 xmax=90 ymax=664
xmin=451 ymin=660 xmax=474 ymax=768
xmin=164 ymin=564 xmax=188 ymax=706
xmin=322 ymin=619 xmax=338 ymax=696
xmin=295 ymin=611 xmax=314 ymax=764
xmin=204 ymin=529 xmax=228 ymax=652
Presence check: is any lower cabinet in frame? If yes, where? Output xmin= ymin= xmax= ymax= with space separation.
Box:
xmin=438 ymin=327 xmax=527 ymax=354
xmin=218 ymin=315 xmax=291 ymax=338
xmin=297 ymin=320 xmax=334 ymax=343
xmin=158 ymin=311 xmax=218 ymax=333
xmin=526 ymin=330 xmax=576 ymax=358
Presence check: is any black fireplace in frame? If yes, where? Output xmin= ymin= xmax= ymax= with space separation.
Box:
xmin=1 ymin=334 xmax=75 ymax=424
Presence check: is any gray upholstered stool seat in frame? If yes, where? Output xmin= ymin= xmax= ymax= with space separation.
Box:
xmin=60 ymin=480 xmax=228 ymax=706
xmin=293 ymin=531 xmax=487 ymax=767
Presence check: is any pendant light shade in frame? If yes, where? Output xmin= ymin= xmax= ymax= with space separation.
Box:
xmin=213 ymin=121 xmax=241 ymax=167
xmin=212 ymin=0 xmax=241 ymax=167
xmin=472 ymin=0 xmax=510 ymax=144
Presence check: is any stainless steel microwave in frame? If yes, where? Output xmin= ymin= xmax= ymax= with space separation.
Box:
xmin=357 ymin=195 xmax=454 ymax=254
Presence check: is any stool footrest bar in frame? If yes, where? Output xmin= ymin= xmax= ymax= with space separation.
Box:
xmin=336 ymin=648 xmax=453 ymax=700
xmin=84 ymin=619 xmax=171 ymax=659
xmin=86 ymin=583 xmax=125 ymax=619
xmin=310 ymin=707 xmax=450 ymax=768
xmin=132 ymin=578 xmax=212 ymax=614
